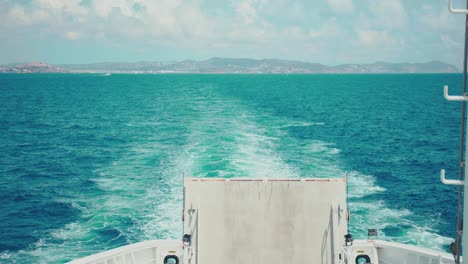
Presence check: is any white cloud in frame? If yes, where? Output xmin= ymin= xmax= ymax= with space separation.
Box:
xmin=5 ymin=1 xmax=86 ymax=26
xmin=328 ymin=0 xmax=354 ymax=13
xmin=5 ymin=5 xmax=50 ymax=25
xmin=7 ymin=5 xmax=32 ymax=25
xmin=418 ymin=8 xmax=452 ymax=31
xmin=308 ymin=18 xmax=340 ymax=38
xmin=358 ymin=29 xmax=390 ymax=47
xmin=92 ymin=0 xmax=147 ymax=18
xmin=65 ymin=31 xmax=80 ymax=40
xmin=34 ymin=0 xmax=88 ymax=16
xmin=176 ymin=3 xmax=213 ymax=38
xmin=367 ymin=0 xmax=407 ymax=30
xmin=92 ymin=0 xmax=113 ymax=17
xmin=95 ymin=32 xmax=106 ymax=39
xmin=0 ymin=0 xmax=463 ymax=67
xmin=289 ymin=2 xmax=306 ymax=20
xmin=236 ymin=0 xmax=259 ymax=25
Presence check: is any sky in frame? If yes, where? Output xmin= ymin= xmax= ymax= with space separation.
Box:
xmin=0 ymin=0 xmax=466 ymax=66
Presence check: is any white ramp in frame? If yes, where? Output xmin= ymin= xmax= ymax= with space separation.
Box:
xmin=183 ymin=178 xmax=348 ymax=264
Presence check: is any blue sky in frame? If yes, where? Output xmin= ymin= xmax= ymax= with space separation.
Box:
xmin=0 ymin=0 xmax=465 ymax=66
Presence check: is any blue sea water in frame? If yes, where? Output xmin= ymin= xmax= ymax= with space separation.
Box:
xmin=0 ymin=73 xmax=462 ymax=263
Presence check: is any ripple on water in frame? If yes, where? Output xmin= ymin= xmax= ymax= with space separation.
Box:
xmin=0 ymin=74 xmax=460 ymax=262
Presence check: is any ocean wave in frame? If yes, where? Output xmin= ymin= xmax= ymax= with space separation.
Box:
xmin=347 ymin=171 xmax=386 ymax=198
xmin=1 ymin=75 xmax=455 ymax=262
xmin=281 ymin=121 xmax=325 ymax=128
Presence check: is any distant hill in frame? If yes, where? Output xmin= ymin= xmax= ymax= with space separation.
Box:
xmin=327 ymin=61 xmax=459 ymax=73
xmin=56 ymin=58 xmax=329 ymax=73
xmin=0 ymin=58 xmax=459 ymax=74
xmin=0 ymin=62 xmax=68 ymax=73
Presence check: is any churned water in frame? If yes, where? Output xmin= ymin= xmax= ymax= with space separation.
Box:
xmin=0 ymin=73 xmax=462 ymax=263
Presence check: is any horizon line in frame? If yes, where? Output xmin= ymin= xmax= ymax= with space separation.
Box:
xmin=1 ymin=57 xmax=459 ymax=68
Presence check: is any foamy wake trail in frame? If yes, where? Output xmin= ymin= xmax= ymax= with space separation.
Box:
xmin=7 ymin=88 xmax=199 ymax=262
xmin=169 ymin=91 xmax=453 ymax=252
xmin=178 ymin=92 xmax=300 ymax=179
xmin=11 ymin=127 xmax=187 ymax=263
xmin=346 ymin=171 xmax=452 ymax=251
xmin=10 ymin=86 xmax=452 ymax=263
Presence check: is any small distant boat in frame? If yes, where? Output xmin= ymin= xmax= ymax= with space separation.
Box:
xmin=104 ymin=73 xmax=111 ymax=76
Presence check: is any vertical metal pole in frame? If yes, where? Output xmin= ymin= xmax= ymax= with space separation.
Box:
xmin=345 ymin=173 xmax=349 ymax=235
xmin=458 ymin=2 xmax=468 ymax=263
xmin=462 ymin=180 xmax=467 ymax=263
xmin=196 ymin=202 xmax=200 ymax=264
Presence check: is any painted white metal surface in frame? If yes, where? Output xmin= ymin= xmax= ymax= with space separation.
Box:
xmin=183 ymin=177 xmax=348 ymax=264
xmin=444 ymin=85 xmax=468 ymax=102
xmin=464 ymin=83 xmax=468 ymax=264
xmin=448 ymin=0 xmax=468 ymax=14
xmin=348 ymin=240 xmax=455 ymax=264
xmin=440 ymin=169 xmax=464 ymax=186
xmin=68 ymin=176 xmax=459 ymax=264
xmin=67 ymin=240 xmax=183 ymax=264
xmin=344 ymin=241 xmax=379 ymax=264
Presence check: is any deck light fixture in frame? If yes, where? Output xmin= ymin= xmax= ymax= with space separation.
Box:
xmin=182 ymin=234 xmax=192 ymax=246
xmin=368 ymin=229 xmax=377 ymax=240
xmin=345 ymin=234 xmax=353 ymax=246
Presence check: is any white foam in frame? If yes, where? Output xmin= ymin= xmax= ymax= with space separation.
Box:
xmin=349 ymin=198 xmax=453 ymax=252
xmin=11 ymin=88 xmax=453 ymax=262
xmin=0 ymin=252 xmax=12 ymax=260
xmin=347 ymin=171 xmax=386 ymax=198
xmin=403 ymin=227 xmax=453 ymax=251
xmin=229 ymin=120 xmax=299 ymax=178
xmin=281 ymin=121 xmax=325 ymax=128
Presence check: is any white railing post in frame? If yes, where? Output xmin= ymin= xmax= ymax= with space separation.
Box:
xmin=440 ymin=169 xmax=464 ymax=186
xmin=444 ymin=85 xmax=468 ymax=101
xmin=448 ymin=0 xmax=468 ymax=14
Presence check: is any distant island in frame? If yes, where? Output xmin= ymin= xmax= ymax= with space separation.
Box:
xmin=0 ymin=58 xmax=459 ymax=74
xmin=0 ymin=61 xmax=68 ymax=73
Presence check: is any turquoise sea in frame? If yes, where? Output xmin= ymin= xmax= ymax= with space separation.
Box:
xmin=0 ymin=73 xmax=462 ymax=263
